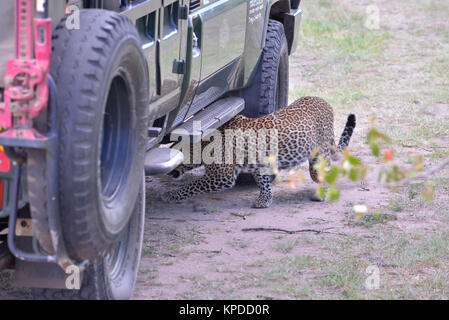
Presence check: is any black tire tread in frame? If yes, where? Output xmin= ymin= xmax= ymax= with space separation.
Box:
xmin=259 ymin=20 xmax=288 ymax=116
xmin=242 ymin=19 xmax=289 ymax=118
xmin=27 ymin=149 xmax=54 ymax=253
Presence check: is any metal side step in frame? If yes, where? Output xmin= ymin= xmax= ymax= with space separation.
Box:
xmin=170 ymin=96 xmax=245 ymax=143
xmin=144 ymin=147 xmax=184 ymax=175
xmin=145 ymin=97 xmax=244 ymax=175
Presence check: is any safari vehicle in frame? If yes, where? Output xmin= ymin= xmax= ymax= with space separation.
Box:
xmin=0 ymin=0 xmax=302 ymax=299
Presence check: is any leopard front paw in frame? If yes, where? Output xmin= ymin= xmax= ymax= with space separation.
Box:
xmin=310 ymin=193 xmax=325 ymax=202
xmin=251 ymin=195 xmax=273 ymax=209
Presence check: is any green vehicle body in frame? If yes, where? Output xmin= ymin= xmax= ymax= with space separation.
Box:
xmin=29 ymin=0 xmax=301 ymax=145
xmin=0 ymin=0 xmax=302 ymax=295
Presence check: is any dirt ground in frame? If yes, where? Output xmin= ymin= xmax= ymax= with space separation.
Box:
xmin=1 ymin=0 xmax=448 ymax=300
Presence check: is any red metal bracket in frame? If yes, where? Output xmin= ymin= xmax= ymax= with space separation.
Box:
xmin=0 ymin=0 xmax=51 ymax=139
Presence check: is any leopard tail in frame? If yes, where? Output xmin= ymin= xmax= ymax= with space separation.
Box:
xmin=337 ymin=113 xmax=356 ymax=152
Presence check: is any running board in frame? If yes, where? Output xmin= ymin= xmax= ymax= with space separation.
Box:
xmin=170 ymin=97 xmax=245 ymax=143
xmin=144 ymin=147 xmax=184 ymax=175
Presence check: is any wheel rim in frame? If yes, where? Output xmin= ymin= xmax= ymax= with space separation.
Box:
xmin=100 ymin=74 xmax=133 ymax=203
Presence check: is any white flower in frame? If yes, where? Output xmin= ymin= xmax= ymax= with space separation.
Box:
xmin=353 ymin=204 xmax=368 ymax=214
xmin=343 ymin=160 xmax=351 ymax=171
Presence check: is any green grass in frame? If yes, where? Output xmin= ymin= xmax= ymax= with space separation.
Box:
xmin=142 ymin=225 xmax=206 ymax=258
xmin=300 ymin=3 xmax=389 ymax=58
xmin=384 ymin=232 xmax=449 ymax=270
xmin=230 ymin=239 xmax=251 ymax=249
xmin=427 ymin=147 xmax=449 ymax=160
xmin=149 ymin=225 xmax=449 ymax=299
xmin=427 ymin=57 xmax=449 ymax=84
xmin=273 ymin=238 xmax=300 ymax=254
xmin=352 ymin=213 xmax=398 ymax=228
xmin=290 ymin=0 xmax=449 ymax=118
xmin=318 ymin=258 xmax=368 ymax=299
xmin=388 ymin=199 xmax=405 ymax=212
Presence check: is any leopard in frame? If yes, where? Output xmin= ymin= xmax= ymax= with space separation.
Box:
xmin=161 ymin=96 xmax=356 ymax=208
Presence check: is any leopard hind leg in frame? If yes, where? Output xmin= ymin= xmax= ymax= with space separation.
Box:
xmin=251 ymin=170 xmax=274 ymax=208
xmin=308 ymin=151 xmax=332 ymax=202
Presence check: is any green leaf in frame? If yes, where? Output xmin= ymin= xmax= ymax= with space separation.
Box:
xmin=377 ymin=171 xmax=384 ymax=182
xmin=327 ymin=187 xmax=340 ymax=203
xmin=347 ymin=155 xmax=362 ymax=166
xmin=370 ymin=141 xmax=380 ymax=157
xmin=366 ymin=128 xmax=377 ymax=143
xmin=367 ymin=128 xmax=392 ymax=144
xmin=316 ymin=184 xmax=326 ymax=199
xmin=349 ymin=168 xmax=359 ymax=181
xmin=391 ymin=165 xmax=405 ymax=182
xmin=325 ymin=165 xmax=339 ymax=184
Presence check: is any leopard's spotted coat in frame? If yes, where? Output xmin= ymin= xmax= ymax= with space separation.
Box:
xmin=162 ymin=96 xmax=356 ymax=208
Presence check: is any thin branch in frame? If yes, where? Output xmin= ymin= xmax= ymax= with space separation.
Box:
xmin=402 ymin=144 xmax=447 ymax=150
xmin=397 ymin=156 xmax=449 ymax=185
xmin=206 ymin=249 xmax=222 ymax=254
xmin=231 ymin=212 xmax=247 ymax=220
xmin=199 ymin=248 xmax=230 ymax=255
xmin=242 ymin=227 xmax=346 ymax=236
xmin=307 ymin=217 xmax=326 ymax=222
xmin=148 ymin=217 xmax=226 ymax=222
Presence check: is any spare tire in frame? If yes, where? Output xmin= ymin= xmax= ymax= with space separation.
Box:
xmin=47 ymin=10 xmax=149 ymax=261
